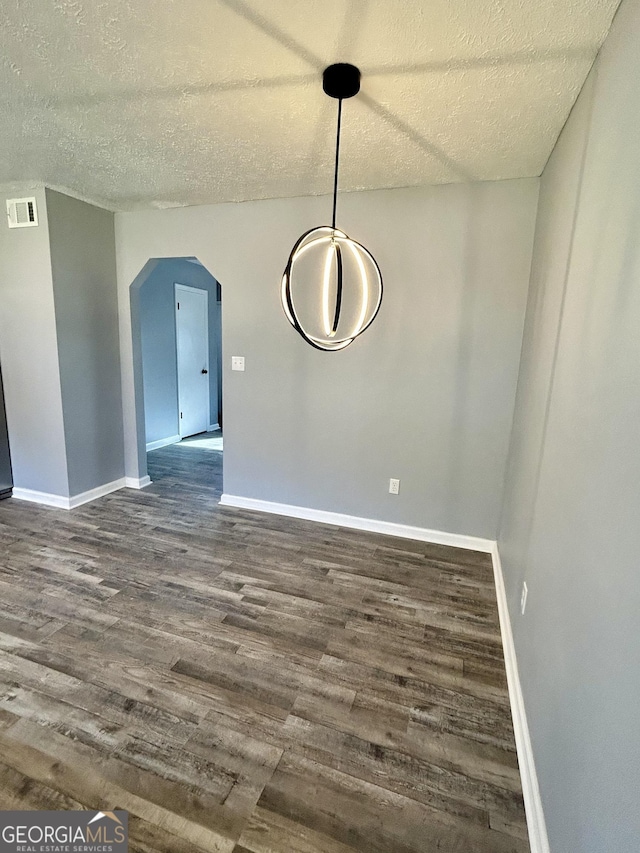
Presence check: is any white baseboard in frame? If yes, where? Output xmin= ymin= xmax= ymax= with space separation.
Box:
xmin=14 ymin=476 xmax=153 ymax=509
xmin=208 ymin=423 xmax=220 ymax=432
xmin=12 ymin=488 xmax=72 ymax=509
xmin=491 ymin=543 xmax=550 ymax=853
xmin=218 ymin=494 xmax=493 ymax=553
xmin=13 ymin=478 xmax=126 ymax=510
xmin=146 ymin=434 xmax=180 ymax=451
xmin=68 ymin=478 xmax=127 ymax=508
xmin=125 ymin=476 xmax=152 ymax=489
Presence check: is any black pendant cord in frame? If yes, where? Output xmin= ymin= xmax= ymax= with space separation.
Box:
xmin=331 ymin=98 xmax=343 ymax=230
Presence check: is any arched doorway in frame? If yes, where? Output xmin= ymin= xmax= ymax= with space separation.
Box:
xmin=129 ymin=257 xmax=223 ymax=491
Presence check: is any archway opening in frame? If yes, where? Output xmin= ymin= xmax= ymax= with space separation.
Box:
xmin=129 ymin=257 xmax=222 ymax=492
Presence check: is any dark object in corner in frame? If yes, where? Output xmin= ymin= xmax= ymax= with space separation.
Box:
xmin=0 ymin=364 xmax=13 ymax=499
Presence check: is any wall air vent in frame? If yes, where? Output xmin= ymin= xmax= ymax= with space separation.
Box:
xmin=6 ymin=197 xmax=38 ymax=228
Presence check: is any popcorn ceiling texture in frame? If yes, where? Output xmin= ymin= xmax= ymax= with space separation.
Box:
xmin=0 ymin=0 xmax=621 ymax=210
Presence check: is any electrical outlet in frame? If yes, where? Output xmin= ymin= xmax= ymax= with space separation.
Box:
xmin=521 ymin=582 xmax=528 ymax=615
xmin=231 ymin=356 xmax=245 ymax=371
xmin=389 ymin=478 xmax=400 ymax=495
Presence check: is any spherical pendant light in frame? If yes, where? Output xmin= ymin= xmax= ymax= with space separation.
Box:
xmin=281 ymin=65 xmax=383 ymax=352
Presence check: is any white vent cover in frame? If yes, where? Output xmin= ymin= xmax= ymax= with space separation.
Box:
xmin=6 ymin=197 xmax=38 ymax=228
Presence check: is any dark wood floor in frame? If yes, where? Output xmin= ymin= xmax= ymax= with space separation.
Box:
xmin=0 ymin=438 xmax=529 ymax=852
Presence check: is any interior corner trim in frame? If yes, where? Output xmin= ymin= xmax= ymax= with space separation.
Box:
xmin=491 ymin=543 xmax=551 ymax=853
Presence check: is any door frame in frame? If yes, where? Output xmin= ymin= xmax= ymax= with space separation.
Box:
xmin=175 ymin=283 xmax=210 ymax=439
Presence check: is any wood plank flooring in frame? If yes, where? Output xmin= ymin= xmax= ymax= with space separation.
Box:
xmin=0 ymin=437 xmax=529 ymax=852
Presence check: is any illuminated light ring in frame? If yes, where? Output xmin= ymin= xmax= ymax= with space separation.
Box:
xmin=281 ymin=226 xmax=383 ymax=352
xmin=286 ymin=246 xmax=379 ymax=348
xmin=282 ymin=227 xmax=368 ymax=352
xmin=298 ymin=236 xmax=380 ymax=347
xmin=282 ymin=228 xmax=381 ymax=349
xmin=321 ymin=242 xmax=335 ymax=337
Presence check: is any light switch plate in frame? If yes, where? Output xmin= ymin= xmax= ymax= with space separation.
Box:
xmin=231 ymin=356 xmax=245 ymax=371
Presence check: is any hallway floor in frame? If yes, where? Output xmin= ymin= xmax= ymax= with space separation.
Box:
xmin=0 ymin=443 xmax=529 ymax=852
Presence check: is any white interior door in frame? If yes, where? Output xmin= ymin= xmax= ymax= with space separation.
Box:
xmin=175 ymin=284 xmax=209 ymax=438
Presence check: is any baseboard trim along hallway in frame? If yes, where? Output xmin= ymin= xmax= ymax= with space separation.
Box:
xmin=11 ymin=487 xmax=72 ymax=509
xmin=219 ymin=494 xmax=494 ymax=552
xmin=13 ymin=478 xmax=126 ymax=509
xmin=491 ymin=543 xmax=551 ymax=853
xmin=13 ymin=476 xmax=152 ymax=509
xmin=146 ymin=434 xmax=181 ymax=451
xmin=124 ymin=475 xmax=152 ymax=490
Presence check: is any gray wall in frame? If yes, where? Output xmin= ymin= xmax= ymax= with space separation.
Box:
xmin=0 ymin=185 xmax=70 ymax=496
xmin=47 ymin=189 xmax=125 ymax=495
xmin=116 ymin=179 xmax=538 ymax=538
xmin=498 ymin=0 xmax=640 ymax=848
xmin=139 ymin=258 xmax=221 ymax=445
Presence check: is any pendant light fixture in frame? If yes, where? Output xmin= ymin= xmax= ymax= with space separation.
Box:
xmin=281 ymin=63 xmax=383 ymax=352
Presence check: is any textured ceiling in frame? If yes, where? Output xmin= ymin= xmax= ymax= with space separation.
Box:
xmin=0 ymin=0 xmax=621 ymax=210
